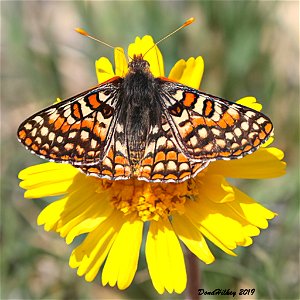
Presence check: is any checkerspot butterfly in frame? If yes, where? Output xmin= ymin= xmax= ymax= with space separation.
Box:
xmin=17 ymin=25 xmax=273 ymax=183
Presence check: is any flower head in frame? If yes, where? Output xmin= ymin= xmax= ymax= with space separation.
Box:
xmin=19 ymin=35 xmax=286 ymax=294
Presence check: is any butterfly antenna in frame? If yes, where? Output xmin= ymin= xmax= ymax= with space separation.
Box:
xmin=143 ymin=17 xmax=195 ymax=58
xmin=75 ymin=28 xmax=116 ymax=50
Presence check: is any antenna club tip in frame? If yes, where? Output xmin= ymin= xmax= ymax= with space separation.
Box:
xmin=183 ymin=17 xmax=195 ymax=27
xmin=75 ymin=27 xmax=89 ymax=36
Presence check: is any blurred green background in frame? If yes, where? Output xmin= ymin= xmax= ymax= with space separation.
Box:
xmin=1 ymin=1 xmax=299 ymax=299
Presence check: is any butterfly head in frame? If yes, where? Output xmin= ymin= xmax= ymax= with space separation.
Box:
xmin=128 ymin=54 xmax=150 ymax=74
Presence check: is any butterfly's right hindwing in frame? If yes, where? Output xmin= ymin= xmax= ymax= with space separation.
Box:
xmin=17 ymin=78 xmax=123 ymax=165
xmin=138 ymin=112 xmax=209 ymax=182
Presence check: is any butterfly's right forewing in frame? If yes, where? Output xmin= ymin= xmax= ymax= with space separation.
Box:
xmin=158 ymin=79 xmax=273 ymax=161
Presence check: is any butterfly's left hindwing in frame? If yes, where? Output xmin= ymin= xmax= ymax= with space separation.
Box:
xmin=79 ymin=129 xmax=132 ymax=180
xmin=17 ymin=77 xmax=123 ymax=165
xmin=158 ymin=79 xmax=273 ymax=161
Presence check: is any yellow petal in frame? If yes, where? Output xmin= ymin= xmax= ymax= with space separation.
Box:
xmin=128 ymin=36 xmax=164 ymax=77
xmin=95 ymin=57 xmax=115 ymax=83
xmin=198 ymin=226 xmax=237 ymax=256
xmin=207 ymin=147 xmax=286 ymax=179
xmin=37 ymin=182 xmax=113 ymax=244
xmin=114 ymin=47 xmax=128 ymax=77
xmin=185 ymin=200 xmax=238 ymax=250
xmin=172 ymin=214 xmax=215 ymax=264
xmin=227 ymin=187 xmax=277 ymax=229
xmin=19 ymin=163 xmax=80 ymax=198
xmin=18 ymin=162 xmax=77 ymax=180
xmin=62 ymin=192 xmax=113 ymax=244
xmin=236 ymin=96 xmax=262 ymax=111
xmin=55 ymin=187 xmax=103 ymax=235
xmin=168 ymin=59 xmax=185 ymax=81
xmin=37 ymin=197 xmax=67 ymax=231
xmin=102 ymin=217 xmax=143 ymax=289
xmin=261 ymin=136 xmax=274 ymax=147
xmin=197 ymin=174 xmax=235 ymax=203
xmin=184 ymin=197 xmax=260 ymax=252
xmin=22 ymin=181 xmax=71 ymax=198
xmin=20 ymin=171 xmax=84 ymax=198
xmin=64 ymin=202 xmax=113 ymax=245
xmin=69 ymin=210 xmax=123 ymax=282
xmin=169 ymin=56 xmax=204 ymax=89
xmin=146 ymin=219 xmax=186 ymax=294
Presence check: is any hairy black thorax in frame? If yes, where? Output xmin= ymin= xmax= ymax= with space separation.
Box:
xmin=118 ymin=55 xmax=162 ymax=166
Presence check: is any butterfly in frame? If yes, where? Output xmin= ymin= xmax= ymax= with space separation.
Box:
xmin=17 ymin=53 xmax=273 ymax=183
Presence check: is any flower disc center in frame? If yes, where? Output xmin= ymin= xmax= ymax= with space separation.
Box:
xmin=101 ymin=179 xmax=195 ymax=221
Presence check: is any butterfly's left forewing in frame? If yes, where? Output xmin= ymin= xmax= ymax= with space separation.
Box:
xmin=158 ymin=79 xmax=273 ymax=162
xmin=17 ymin=77 xmax=123 ymax=166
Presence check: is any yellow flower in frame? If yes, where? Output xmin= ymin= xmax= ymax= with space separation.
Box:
xmin=19 ymin=36 xmax=286 ymax=294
